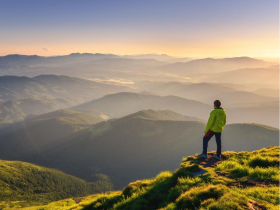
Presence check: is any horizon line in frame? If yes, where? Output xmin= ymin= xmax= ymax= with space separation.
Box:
xmin=0 ymin=52 xmax=279 ymax=60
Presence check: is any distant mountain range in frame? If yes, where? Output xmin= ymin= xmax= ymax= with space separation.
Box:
xmin=201 ymin=65 xmax=279 ymax=86
xmin=0 ymin=75 xmax=132 ymax=124
xmin=0 ymin=97 xmax=75 ymax=125
xmin=0 ymin=54 xmax=274 ymax=84
xmin=73 ymin=92 xmax=211 ymax=119
xmin=0 ymin=75 xmax=278 ymax=127
xmin=122 ymin=54 xmax=192 ymax=62
xmin=1 ymin=109 xmax=277 ymax=189
xmin=73 ymin=92 xmax=279 ymax=128
xmin=0 ymin=52 xmax=278 ymax=208
xmin=146 ymin=81 xmax=278 ymax=107
xmin=0 ymin=75 xmax=132 ymax=102
xmin=160 ymin=57 xmax=272 ymax=75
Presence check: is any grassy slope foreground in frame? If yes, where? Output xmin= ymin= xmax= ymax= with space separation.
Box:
xmin=26 ymin=146 xmax=279 ymax=210
xmin=0 ymin=160 xmax=113 ymax=209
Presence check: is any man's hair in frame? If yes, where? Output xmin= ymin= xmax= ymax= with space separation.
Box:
xmin=214 ymin=100 xmax=222 ymax=108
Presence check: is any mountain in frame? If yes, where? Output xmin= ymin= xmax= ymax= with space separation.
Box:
xmin=0 ymin=54 xmax=165 ymax=82
xmin=253 ymin=88 xmax=279 ymax=98
xmin=159 ymin=57 xmax=271 ymax=75
xmin=0 ymin=159 xmax=113 ymax=209
xmin=0 ymin=97 xmax=75 ymax=125
xmin=23 ymin=146 xmax=279 ymax=210
xmin=204 ymin=91 xmax=278 ymax=107
xmin=0 ymin=53 xmax=119 ymax=68
xmin=33 ymin=74 xmax=133 ymax=101
xmin=73 ymin=92 xmax=279 ymax=127
xmin=0 ymin=75 xmax=133 ymax=103
xmin=148 ymin=82 xmax=235 ymax=101
xmin=0 ymin=76 xmax=63 ymax=99
xmin=0 ymin=75 xmax=132 ymax=124
xmin=17 ymin=110 xmax=278 ymax=189
xmin=227 ymin=106 xmax=279 ymax=128
xmin=120 ymin=110 xmax=204 ymax=122
xmin=73 ymin=92 xmax=212 ymax=120
xmin=0 ymin=86 xmax=22 ymax=101
xmin=1 ymin=54 xmax=272 ymax=84
xmin=147 ymin=82 xmax=278 ymax=107
xmin=122 ymin=54 xmax=191 ymax=62
xmin=0 ymin=109 xmax=105 ymax=159
xmin=202 ymin=65 xmax=279 ymax=86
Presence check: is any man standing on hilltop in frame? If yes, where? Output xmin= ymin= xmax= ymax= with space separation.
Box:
xmin=198 ymin=100 xmax=226 ymax=160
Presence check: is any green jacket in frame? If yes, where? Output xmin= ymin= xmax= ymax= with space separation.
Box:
xmin=205 ymin=108 xmax=227 ymax=133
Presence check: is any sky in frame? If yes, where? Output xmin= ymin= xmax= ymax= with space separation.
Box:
xmin=0 ymin=0 xmax=279 ymax=58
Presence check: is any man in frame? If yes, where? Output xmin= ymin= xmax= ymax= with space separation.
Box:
xmin=198 ymin=100 xmax=226 ymax=160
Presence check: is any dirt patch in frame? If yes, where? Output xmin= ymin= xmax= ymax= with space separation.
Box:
xmin=248 ymin=199 xmax=267 ymax=210
xmin=215 ymin=172 xmax=227 ymax=177
xmin=229 ymin=179 xmax=279 ymax=188
xmin=197 ymin=153 xmax=222 ymax=168
xmin=73 ymin=197 xmax=83 ymax=203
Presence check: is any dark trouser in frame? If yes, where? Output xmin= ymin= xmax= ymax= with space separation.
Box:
xmin=203 ymin=131 xmax=222 ymax=157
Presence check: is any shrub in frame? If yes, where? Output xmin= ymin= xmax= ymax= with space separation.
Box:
xmin=249 ymin=167 xmax=279 ymax=182
xmin=176 ymin=184 xmax=229 ymax=209
xmin=248 ymin=155 xmax=279 ymax=168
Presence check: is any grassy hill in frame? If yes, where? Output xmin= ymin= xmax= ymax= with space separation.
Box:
xmin=0 ymin=160 xmax=113 ymax=209
xmin=19 ymin=110 xmax=279 ymax=190
xmin=20 ymin=146 xmax=279 ymax=210
xmin=0 ymin=109 xmax=105 ymax=159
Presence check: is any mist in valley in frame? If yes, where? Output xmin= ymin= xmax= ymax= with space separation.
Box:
xmin=0 ymin=54 xmax=278 ymax=188
xmin=0 ymin=0 xmax=279 ymax=209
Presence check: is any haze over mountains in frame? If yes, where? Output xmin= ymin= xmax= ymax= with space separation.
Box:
xmin=72 ymin=92 xmax=278 ymax=128
xmin=160 ymin=57 xmax=271 ymax=75
xmin=0 ymin=74 xmax=132 ymax=124
xmin=1 ymin=109 xmax=277 ymax=190
xmin=0 ymin=53 xmax=278 ymax=207
xmin=0 ymin=54 xmax=276 ymax=83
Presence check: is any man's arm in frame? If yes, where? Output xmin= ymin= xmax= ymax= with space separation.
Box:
xmin=205 ymin=111 xmax=215 ymax=133
xmin=224 ymin=113 xmax=227 ymax=126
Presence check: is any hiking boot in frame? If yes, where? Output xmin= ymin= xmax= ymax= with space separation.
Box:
xmin=198 ymin=153 xmax=208 ymax=158
xmin=213 ymin=155 xmax=221 ymax=160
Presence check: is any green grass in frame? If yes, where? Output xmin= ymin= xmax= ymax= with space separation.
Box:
xmin=2 ymin=146 xmax=279 ymax=209
xmin=215 ymin=147 xmax=279 ymax=182
xmin=0 ymin=160 xmax=113 ymax=209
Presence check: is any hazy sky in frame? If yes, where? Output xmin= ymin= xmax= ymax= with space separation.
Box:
xmin=1 ymin=0 xmax=279 ymax=58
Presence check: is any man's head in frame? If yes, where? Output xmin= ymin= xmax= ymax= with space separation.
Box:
xmin=214 ymin=100 xmax=222 ymax=108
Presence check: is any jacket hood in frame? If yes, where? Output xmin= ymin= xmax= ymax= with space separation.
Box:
xmin=214 ymin=107 xmax=226 ymax=115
